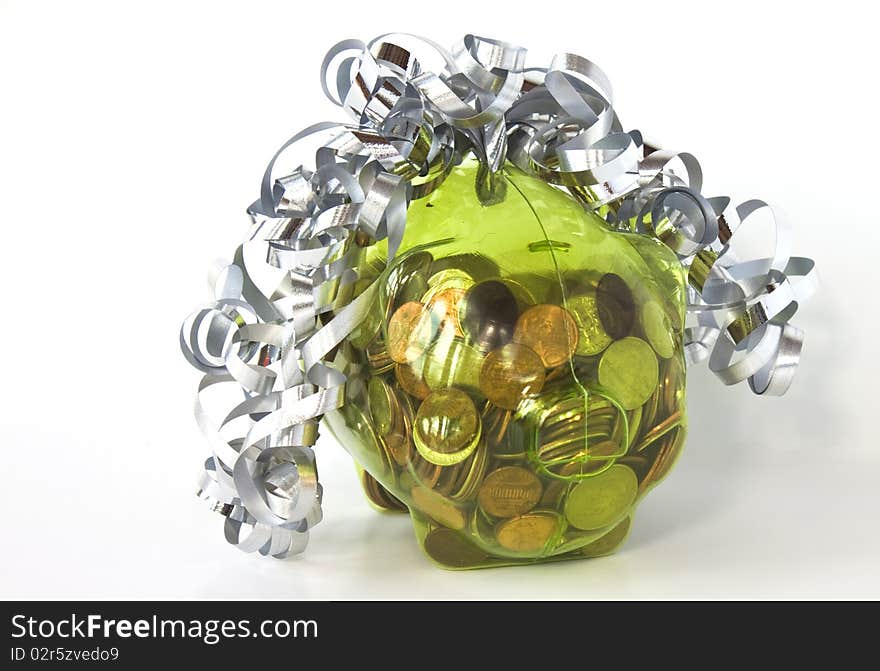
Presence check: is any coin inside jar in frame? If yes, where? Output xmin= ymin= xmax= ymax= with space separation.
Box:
xmin=641 ymin=300 xmax=675 ymax=359
xmin=423 ymin=527 xmax=490 ymax=567
xmin=580 ymin=516 xmax=631 ymax=557
xmin=436 ymin=435 xmax=489 ymax=502
xmin=641 ymin=427 xmax=684 ymax=493
xmin=395 ymin=362 xmax=431 ymax=401
xmin=361 ymin=470 xmax=408 ymax=513
xmin=422 ymin=336 xmax=484 ymax=393
xmin=406 ymin=452 xmax=442 ymax=489
xmin=383 ymin=430 xmax=411 ymax=467
xmin=366 ymin=339 xmax=393 ymax=374
xmin=413 ymin=388 xmax=481 ymax=466
xmin=482 ymin=404 xmax=526 ymax=459
xmin=512 ymin=304 xmax=579 ymax=368
xmin=597 ymin=336 xmax=659 ymax=410
xmin=477 ymin=466 xmax=543 ymax=518
xmin=425 ymin=267 xmax=474 ymax=292
xmin=426 ymin=287 xmax=466 ymax=337
xmin=367 ymin=377 xmax=396 ymax=436
xmin=410 ymin=486 xmax=466 ymax=530
xmin=479 ymin=343 xmax=545 ymax=410
xmin=495 ymin=511 xmax=560 ymax=553
xmin=387 ymin=250 xmax=432 ymax=311
xmin=564 ymin=464 xmax=638 ymax=530
xmin=596 ymin=273 xmax=635 ymax=339
xmin=460 ymin=280 xmax=519 ymax=352
xmin=388 ymin=302 xmax=437 ymax=364
xmin=567 ymin=292 xmax=613 ymax=356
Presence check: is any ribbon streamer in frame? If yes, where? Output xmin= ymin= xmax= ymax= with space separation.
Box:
xmin=181 ymin=34 xmax=816 ymax=558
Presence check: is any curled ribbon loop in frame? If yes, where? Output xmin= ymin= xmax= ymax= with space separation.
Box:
xmin=182 ymin=34 xmax=817 ymax=558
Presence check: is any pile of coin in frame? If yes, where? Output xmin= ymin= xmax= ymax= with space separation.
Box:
xmin=334 ymin=248 xmax=687 ymax=568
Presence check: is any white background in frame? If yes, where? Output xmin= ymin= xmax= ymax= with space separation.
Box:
xmin=2 ymin=0 xmax=878 ymax=599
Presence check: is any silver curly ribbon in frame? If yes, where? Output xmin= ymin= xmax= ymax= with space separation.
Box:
xmin=181 ymin=33 xmax=816 ymax=558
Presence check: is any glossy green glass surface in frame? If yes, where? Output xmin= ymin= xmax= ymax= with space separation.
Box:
xmin=324 ymin=157 xmax=688 ymax=569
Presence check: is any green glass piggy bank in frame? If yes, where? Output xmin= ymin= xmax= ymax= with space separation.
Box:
xmin=324 ymin=157 xmax=688 ymax=568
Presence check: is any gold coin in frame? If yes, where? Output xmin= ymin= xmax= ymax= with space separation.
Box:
xmin=479 ymin=343 xmax=545 ymax=410
xmin=361 ymin=470 xmax=408 ymax=513
xmin=495 ymin=511 xmax=559 ymax=553
xmin=367 ymin=377 xmax=395 ymax=436
xmin=538 ymin=480 xmax=566 ymax=509
xmin=423 ymin=528 xmax=489 ymax=568
xmin=422 ymin=336 xmax=484 ymax=393
xmin=407 ymin=452 xmax=442 ymax=489
xmin=410 ymin=486 xmax=466 ymax=530
xmin=535 ymin=392 xmax=628 ymax=478
xmin=434 ymin=458 xmax=467 ymax=497
xmin=512 ymin=304 xmax=579 ymax=368
xmin=367 ymin=378 xmax=411 ymax=466
xmin=447 ymin=441 xmax=489 ymax=501
xmin=641 ymin=300 xmax=675 ymax=359
xmin=482 ymin=405 xmax=525 ymax=459
xmin=568 ymin=292 xmax=613 ymax=356
xmin=426 ymin=287 xmax=466 ymax=337
xmin=581 ymin=516 xmax=631 ymax=557
xmin=597 ymin=337 xmax=659 ymax=410
xmin=432 ymin=438 xmax=488 ymax=501
xmin=639 ymin=384 xmax=662 ymax=437
xmin=641 ymin=427 xmax=685 ymax=493
xmin=383 ymin=430 xmax=411 ymax=468
xmin=382 ymin=419 xmax=410 ymax=468
xmin=425 ymin=268 xmax=474 ymax=293
xmin=366 ymin=340 xmax=393 ymax=374
xmin=618 ymin=454 xmax=651 ymax=482
xmin=413 ymin=388 xmax=481 ymax=466
xmin=625 ymin=405 xmax=643 ymax=452
xmin=395 ymin=362 xmax=431 ymax=400
xmin=384 ymin=395 xmax=412 ymax=467
xmin=387 ymin=250 xmax=432 ymax=310
xmin=477 ymin=466 xmax=543 ymax=518
xmin=564 ymin=464 xmax=638 ymax=530
xmin=387 ymin=302 xmax=436 ymax=364
xmin=538 ymin=459 xmax=588 ymax=508
xmin=635 ymin=408 xmax=682 ymax=453
xmin=581 ymin=439 xmax=624 ymax=476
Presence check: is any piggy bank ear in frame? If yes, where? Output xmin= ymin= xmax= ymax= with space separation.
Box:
xmin=182 ymin=34 xmax=816 ymax=564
